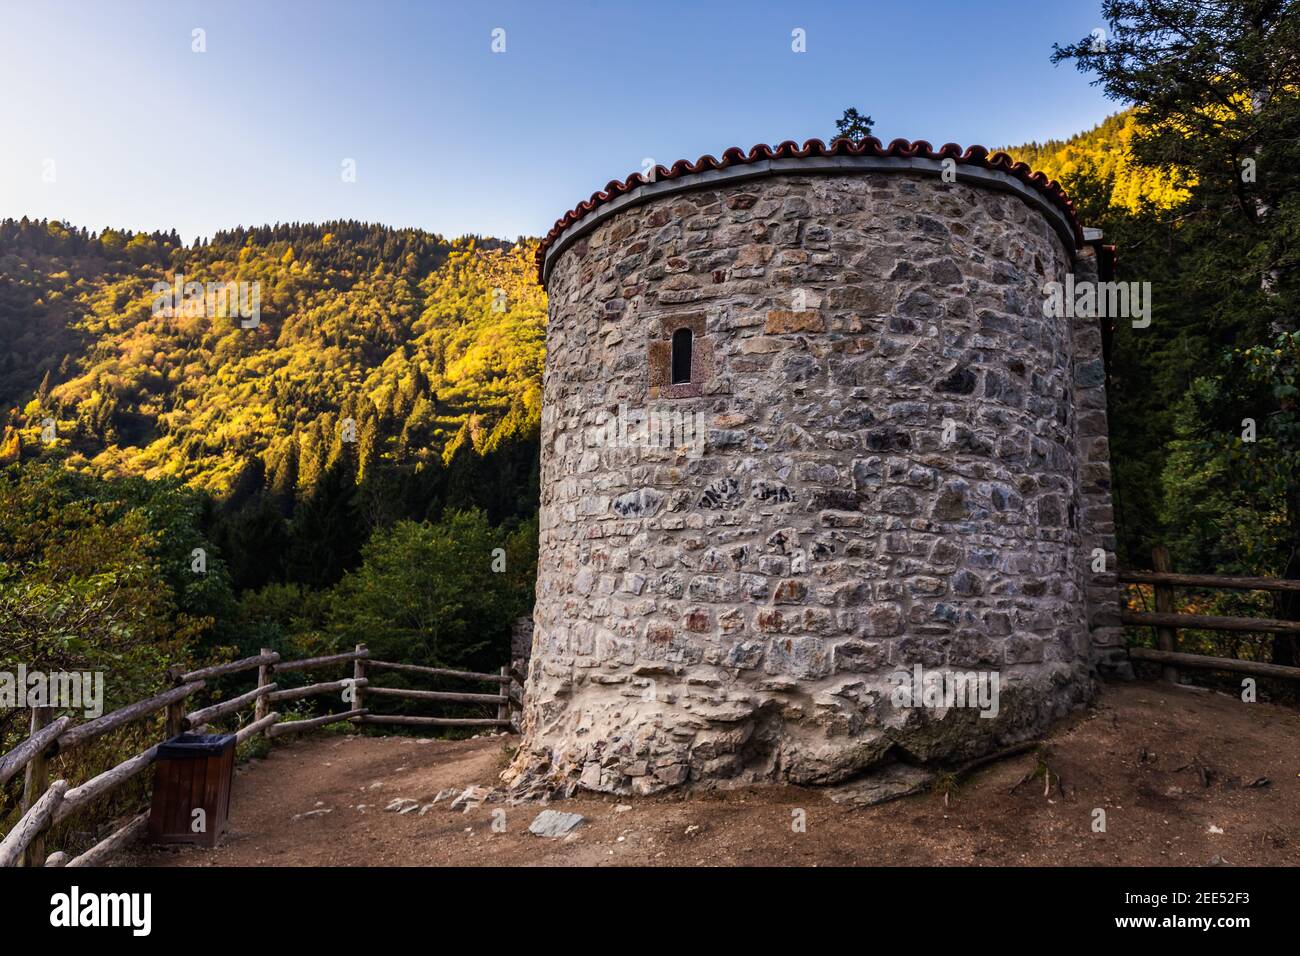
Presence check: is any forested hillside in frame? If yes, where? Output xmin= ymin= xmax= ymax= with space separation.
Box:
xmin=1000 ymin=109 xmax=1190 ymax=212
xmin=0 ymin=222 xmax=544 ymax=785
xmin=0 ymin=219 xmax=544 ymax=494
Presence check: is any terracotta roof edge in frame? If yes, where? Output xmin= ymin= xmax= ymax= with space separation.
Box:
xmin=536 ymin=137 xmax=1086 ymax=284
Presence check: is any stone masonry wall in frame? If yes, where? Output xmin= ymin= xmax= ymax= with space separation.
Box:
xmin=1071 ymin=245 xmax=1129 ymax=678
xmin=506 ymin=170 xmax=1116 ymax=796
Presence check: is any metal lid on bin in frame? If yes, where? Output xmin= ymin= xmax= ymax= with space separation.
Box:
xmin=158 ymin=732 xmax=237 ymax=758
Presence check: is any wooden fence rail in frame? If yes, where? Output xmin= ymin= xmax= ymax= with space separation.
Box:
xmin=272 ymin=649 xmax=369 ymax=673
xmin=235 ymin=712 xmax=281 ymax=745
xmin=185 ymin=683 xmax=278 ymax=728
xmin=0 ymin=641 xmax=518 ymax=868
xmin=0 ymin=780 xmax=67 ymax=868
xmin=1119 ymin=570 xmax=1300 ymax=593
xmin=266 ymin=677 xmax=366 ymax=704
xmin=267 ymin=708 xmax=369 ymax=737
xmin=0 ymin=717 xmax=70 ymax=790
xmin=179 ymin=652 xmax=280 ymax=683
xmin=1120 ymin=610 xmax=1300 ymax=635
xmin=365 ymin=686 xmax=507 ymax=705
xmin=1127 ymin=647 xmax=1300 ymax=680
xmin=367 ymin=659 xmax=510 ymax=683
xmin=52 ymin=744 xmax=161 ymax=827
xmin=357 ymin=714 xmax=508 ymax=728
xmin=1120 ymin=545 xmax=1300 ymax=684
xmin=54 ymin=681 xmax=205 ymax=756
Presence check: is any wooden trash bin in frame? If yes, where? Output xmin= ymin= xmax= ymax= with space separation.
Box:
xmin=147 ymin=733 xmax=236 ymax=848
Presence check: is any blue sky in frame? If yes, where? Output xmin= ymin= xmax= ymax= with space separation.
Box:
xmin=0 ymin=0 xmax=1118 ymax=244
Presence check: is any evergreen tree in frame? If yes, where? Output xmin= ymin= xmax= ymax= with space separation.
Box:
xmin=833 ymin=107 xmax=874 ymax=141
xmin=1054 ymin=0 xmax=1300 ymax=664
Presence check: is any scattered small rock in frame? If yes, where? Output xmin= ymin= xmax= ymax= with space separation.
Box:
xmin=1207 ymin=824 xmax=1224 ymax=835
xmin=292 ymin=808 xmax=332 ymax=821
xmin=385 ymin=798 xmax=419 ymax=813
xmin=528 ymin=809 xmax=586 ymax=838
xmin=450 ymin=786 xmax=490 ymax=813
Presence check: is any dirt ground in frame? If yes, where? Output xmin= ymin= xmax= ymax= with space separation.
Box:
xmin=122 ymin=680 xmax=1300 ymax=867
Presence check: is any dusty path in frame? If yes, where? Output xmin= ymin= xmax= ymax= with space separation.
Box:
xmin=122 ymin=681 xmax=1300 ymax=866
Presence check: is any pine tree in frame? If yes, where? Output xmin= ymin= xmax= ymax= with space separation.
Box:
xmin=269 ymin=439 xmax=299 ymax=513
xmin=35 ymin=370 xmax=52 ymax=407
xmin=833 ymin=107 xmax=874 ymax=142
xmin=1055 ymin=0 xmax=1300 ymax=664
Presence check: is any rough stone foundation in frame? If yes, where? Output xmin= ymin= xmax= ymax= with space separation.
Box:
xmin=507 ymin=150 xmax=1122 ymax=796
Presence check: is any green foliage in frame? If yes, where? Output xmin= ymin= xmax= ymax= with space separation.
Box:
xmin=833 ymin=107 xmax=874 ymax=141
xmin=0 ymin=221 xmax=545 ymax=502
xmin=228 ymin=583 xmax=337 ymax=705
xmin=1047 ymin=0 xmax=1300 ymax=668
xmin=0 ymin=218 xmax=178 ymax=423
xmin=0 ymin=462 xmax=234 ymax=833
xmin=0 ymin=216 xmax=545 ymax=657
xmin=1001 ymin=110 xmax=1190 ymax=212
xmin=0 ymin=462 xmax=229 ymax=685
xmin=1159 ymin=334 xmax=1300 ymax=662
xmin=1052 ymin=1 xmax=1300 ymax=225
xmin=328 ymin=510 xmax=527 ymax=673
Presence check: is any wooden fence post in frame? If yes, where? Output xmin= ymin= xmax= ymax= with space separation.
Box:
xmin=255 ymin=648 xmax=273 ymax=724
xmin=1152 ymin=546 xmax=1180 ymax=684
xmin=497 ymin=666 xmax=510 ymax=729
xmin=164 ymin=665 xmax=186 ymax=738
xmin=352 ymin=645 xmax=367 ymax=721
xmin=19 ymin=707 xmax=55 ymax=867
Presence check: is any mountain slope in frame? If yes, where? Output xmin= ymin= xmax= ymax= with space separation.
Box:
xmin=999 ymin=110 xmax=1190 ymax=213
xmin=0 ymin=219 xmax=545 ymax=496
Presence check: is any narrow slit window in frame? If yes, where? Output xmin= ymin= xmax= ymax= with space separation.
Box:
xmin=671 ymin=327 xmax=693 ymax=385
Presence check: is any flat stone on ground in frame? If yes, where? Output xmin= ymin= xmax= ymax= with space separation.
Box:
xmin=826 ymin=763 xmax=938 ymax=807
xmin=528 ymin=809 xmax=586 ymax=838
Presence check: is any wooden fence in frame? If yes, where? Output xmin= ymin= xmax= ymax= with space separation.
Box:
xmin=1120 ymin=546 xmax=1300 ymax=684
xmin=0 ymin=645 xmax=521 ymax=868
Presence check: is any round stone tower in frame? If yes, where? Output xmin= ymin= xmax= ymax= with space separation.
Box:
xmin=507 ymin=138 xmax=1123 ymax=797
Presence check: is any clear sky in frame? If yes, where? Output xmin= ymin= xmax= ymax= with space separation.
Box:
xmin=0 ymin=0 xmax=1118 ymax=244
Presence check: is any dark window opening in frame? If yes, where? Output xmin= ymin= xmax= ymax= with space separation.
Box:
xmin=671 ymin=327 xmax=693 ymax=385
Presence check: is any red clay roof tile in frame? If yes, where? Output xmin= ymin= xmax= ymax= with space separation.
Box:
xmin=536 ymin=137 xmax=1086 ymax=284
